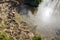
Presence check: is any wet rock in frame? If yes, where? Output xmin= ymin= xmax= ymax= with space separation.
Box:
xmin=56 ymin=30 xmax=60 ymax=36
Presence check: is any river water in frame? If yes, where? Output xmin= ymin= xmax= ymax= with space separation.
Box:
xmin=20 ymin=0 xmax=60 ymax=40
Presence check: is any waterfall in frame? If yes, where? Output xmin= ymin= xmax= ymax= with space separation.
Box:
xmin=20 ymin=0 xmax=60 ymax=40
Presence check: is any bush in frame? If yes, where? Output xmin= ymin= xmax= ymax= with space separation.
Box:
xmin=24 ymin=0 xmax=42 ymax=7
xmin=32 ymin=35 xmax=42 ymax=40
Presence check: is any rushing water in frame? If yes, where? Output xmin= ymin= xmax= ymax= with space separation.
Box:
xmin=20 ymin=0 xmax=60 ymax=40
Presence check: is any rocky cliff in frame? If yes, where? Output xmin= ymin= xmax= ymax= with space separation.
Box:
xmin=0 ymin=0 xmax=35 ymax=40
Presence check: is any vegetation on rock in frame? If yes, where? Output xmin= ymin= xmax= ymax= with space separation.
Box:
xmin=0 ymin=25 xmax=6 ymax=29
xmin=0 ymin=32 xmax=13 ymax=40
xmin=24 ymin=0 xmax=42 ymax=7
xmin=32 ymin=35 xmax=42 ymax=40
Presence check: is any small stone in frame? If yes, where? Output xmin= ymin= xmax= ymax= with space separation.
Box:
xmin=5 ymin=29 xmax=11 ymax=33
xmin=6 ymin=26 xmax=10 ymax=29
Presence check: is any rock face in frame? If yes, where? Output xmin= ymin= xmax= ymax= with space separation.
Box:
xmin=0 ymin=0 xmax=34 ymax=40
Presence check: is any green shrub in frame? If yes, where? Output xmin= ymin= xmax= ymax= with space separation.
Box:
xmin=32 ymin=35 xmax=42 ymax=40
xmin=0 ymin=32 xmax=13 ymax=40
xmin=25 ymin=0 xmax=42 ymax=7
